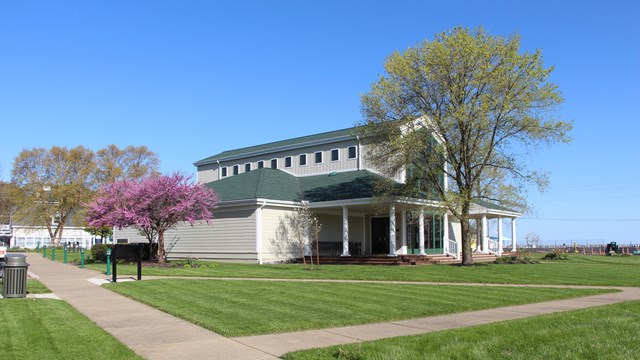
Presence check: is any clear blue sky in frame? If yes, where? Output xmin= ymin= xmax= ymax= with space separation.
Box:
xmin=1 ymin=1 xmax=638 ymax=245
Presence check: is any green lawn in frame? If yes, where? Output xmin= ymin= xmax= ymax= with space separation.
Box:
xmin=89 ymin=254 xmax=640 ymax=286
xmin=0 ymin=299 xmax=141 ymax=359
xmin=27 ymin=279 xmax=51 ymax=294
xmin=104 ymin=279 xmax=614 ymax=337
xmin=0 ymin=279 xmax=51 ymax=295
xmin=283 ymin=301 xmax=640 ymax=360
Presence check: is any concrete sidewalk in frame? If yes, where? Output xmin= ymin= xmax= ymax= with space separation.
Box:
xmin=25 ymin=253 xmax=640 ymax=359
xmin=232 ymin=287 xmax=640 ymax=357
xmin=26 ymin=254 xmax=277 ymax=360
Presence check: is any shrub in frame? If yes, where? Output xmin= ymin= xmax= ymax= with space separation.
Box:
xmin=90 ymin=244 xmax=115 ymax=262
xmin=494 ymin=249 xmax=539 ymax=264
xmin=542 ymin=250 xmax=569 ymax=260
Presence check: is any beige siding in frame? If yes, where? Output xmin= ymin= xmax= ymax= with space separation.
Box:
xmin=315 ymin=214 xmax=365 ymax=255
xmin=259 ymin=207 xmax=301 ymax=263
xmin=113 ymin=208 xmax=257 ymax=261
xmin=198 ymin=139 xmax=362 ymax=183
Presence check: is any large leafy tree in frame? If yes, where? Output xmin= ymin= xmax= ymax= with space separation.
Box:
xmin=86 ymin=173 xmax=219 ymax=262
xmin=359 ymin=27 xmax=572 ymax=265
xmin=10 ymin=145 xmax=160 ymax=245
xmin=95 ymin=145 xmax=160 ymax=186
xmin=11 ymin=146 xmax=96 ymax=245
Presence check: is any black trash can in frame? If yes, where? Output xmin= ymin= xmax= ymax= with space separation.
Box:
xmin=2 ymin=254 xmax=29 ymax=298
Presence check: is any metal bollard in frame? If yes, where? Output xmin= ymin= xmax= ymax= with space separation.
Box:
xmin=63 ymin=245 xmax=68 ymax=264
xmin=52 ymin=247 xmax=55 ymax=261
xmin=43 ymin=245 xmax=47 ymax=258
xmin=106 ymin=248 xmax=111 ymax=275
xmin=80 ymin=248 xmax=85 ymax=269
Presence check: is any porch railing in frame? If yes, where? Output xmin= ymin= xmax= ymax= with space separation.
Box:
xmin=445 ymin=239 xmax=458 ymax=258
xmin=488 ymin=239 xmax=500 ymax=255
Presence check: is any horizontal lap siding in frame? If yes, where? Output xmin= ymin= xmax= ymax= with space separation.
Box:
xmin=114 ymin=209 xmax=258 ymax=261
xmin=260 ymin=207 xmax=301 ymax=263
xmin=198 ymin=139 xmax=361 ymax=183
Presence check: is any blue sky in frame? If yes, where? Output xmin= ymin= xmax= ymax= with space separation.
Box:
xmin=1 ymin=1 xmax=638 ymax=245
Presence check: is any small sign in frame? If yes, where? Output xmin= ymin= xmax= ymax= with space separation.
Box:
xmin=0 ymin=246 xmax=6 ymax=258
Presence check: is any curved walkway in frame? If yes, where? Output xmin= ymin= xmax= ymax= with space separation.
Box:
xmin=26 ymin=254 xmax=640 ymax=359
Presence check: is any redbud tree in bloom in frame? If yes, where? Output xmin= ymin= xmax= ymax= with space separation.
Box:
xmin=86 ymin=173 xmax=219 ymax=262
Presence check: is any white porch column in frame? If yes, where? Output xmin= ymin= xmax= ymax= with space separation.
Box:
xmin=389 ymin=205 xmax=397 ymax=256
xmin=419 ymin=209 xmax=426 ymax=256
xmin=442 ymin=213 xmax=449 ymax=255
xmin=481 ymin=215 xmax=488 ymax=253
xmin=497 ymin=217 xmax=503 ymax=255
xmin=475 ymin=219 xmax=482 ymax=251
xmin=511 ymin=218 xmax=517 ymax=252
xmin=341 ymin=206 xmax=350 ymax=257
xmin=401 ymin=211 xmax=407 ymax=255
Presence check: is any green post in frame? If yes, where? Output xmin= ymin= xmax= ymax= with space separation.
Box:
xmin=43 ymin=245 xmax=47 ymax=258
xmin=63 ymin=245 xmax=68 ymax=264
xmin=52 ymin=247 xmax=56 ymax=261
xmin=106 ymin=248 xmax=111 ymax=275
xmin=80 ymin=248 xmax=85 ymax=269
xmin=36 ymin=241 xmax=40 ymax=253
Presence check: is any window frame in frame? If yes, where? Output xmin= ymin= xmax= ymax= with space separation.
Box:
xmin=299 ymin=153 xmax=307 ymax=166
xmin=245 ymin=163 xmax=251 ymax=172
xmin=257 ymin=161 xmax=264 ymax=169
xmin=330 ymin=148 xmax=340 ymax=162
xmin=233 ymin=165 xmax=239 ymax=175
xmin=284 ymin=156 xmax=292 ymax=168
xmin=314 ymin=151 xmax=323 ymax=164
xmin=221 ymin=167 xmax=228 ymax=177
xmin=348 ymin=146 xmax=357 ymax=159
xmin=270 ymin=158 xmax=278 ymax=169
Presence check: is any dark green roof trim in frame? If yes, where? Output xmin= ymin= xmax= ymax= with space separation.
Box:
xmin=194 ymin=127 xmax=358 ymax=166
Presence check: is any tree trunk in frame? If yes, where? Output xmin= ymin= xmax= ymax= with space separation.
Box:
xmin=157 ymin=231 xmax=166 ymax=263
xmin=460 ymin=202 xmax=474 ymax=266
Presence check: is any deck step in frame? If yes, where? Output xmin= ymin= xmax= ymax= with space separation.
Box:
xmin=293 ymin=253 xmax=499 ymax=266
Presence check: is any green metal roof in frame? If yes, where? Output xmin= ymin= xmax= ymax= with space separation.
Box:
xmin=194 ymin=127 xmax=357 ymax=165
xmin=205 ymin=168 xmax=383 ymax=203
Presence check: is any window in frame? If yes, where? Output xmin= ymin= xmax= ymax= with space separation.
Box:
xmin=299 ymin=154 xmax=307 ymax=166
xmin=233 ymin=165 xmax=239 ymax=175
xmin=271 ymin=158 xmax=278 ymax=169
xmin=285 ymin=156 xmax=292 ymax=168
xmin=221 ymin=167 xmax=228 ymax=177
xmin=245 ymin=163 xmax=251 ymax=172
xmin=315 ymin=151 xmax=323 ymax=164
xmin=348 ymin=146 xmax=357 ymax=159
xmin=258 ymin=161 xmax=264 ymax=169
xmin=331 ymin=149 xmax=339 ymax=162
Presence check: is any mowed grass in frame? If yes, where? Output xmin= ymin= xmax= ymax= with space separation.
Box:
xmin=104 ymin=279 xmax=614 ymax=337
xmin=283 ymin=301 xmax=640 ymax=360
xmin=90 ymin=255 xmax=640 ymax=286
xmin=27 ymin=279 xmax=51 ymax=294
xmin=0 ymin=299 xmax=141 ymax=360
xmin=0 ymin=278 xmax=51 ymax=294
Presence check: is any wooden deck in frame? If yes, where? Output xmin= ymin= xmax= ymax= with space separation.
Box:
xmin=294 ymin=253 xmax=499 ymax=266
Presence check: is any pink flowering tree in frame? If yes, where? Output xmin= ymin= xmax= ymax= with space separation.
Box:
xmin=86 ymin=173 xmax=219 ymax=262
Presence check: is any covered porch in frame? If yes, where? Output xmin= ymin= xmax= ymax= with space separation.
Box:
xmin=308 ymin=198 xmax=520 ymax=259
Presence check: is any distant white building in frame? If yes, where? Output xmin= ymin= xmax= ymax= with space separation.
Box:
xmin=6 ymin=225 xmax=96 ymax=249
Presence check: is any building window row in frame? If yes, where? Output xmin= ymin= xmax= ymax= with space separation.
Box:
xmin=220 ymin=146 xmax=358 ymax=178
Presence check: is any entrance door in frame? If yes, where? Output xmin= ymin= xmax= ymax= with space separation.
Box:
xmin=371 ymin=217 xmax=389 ymax=254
